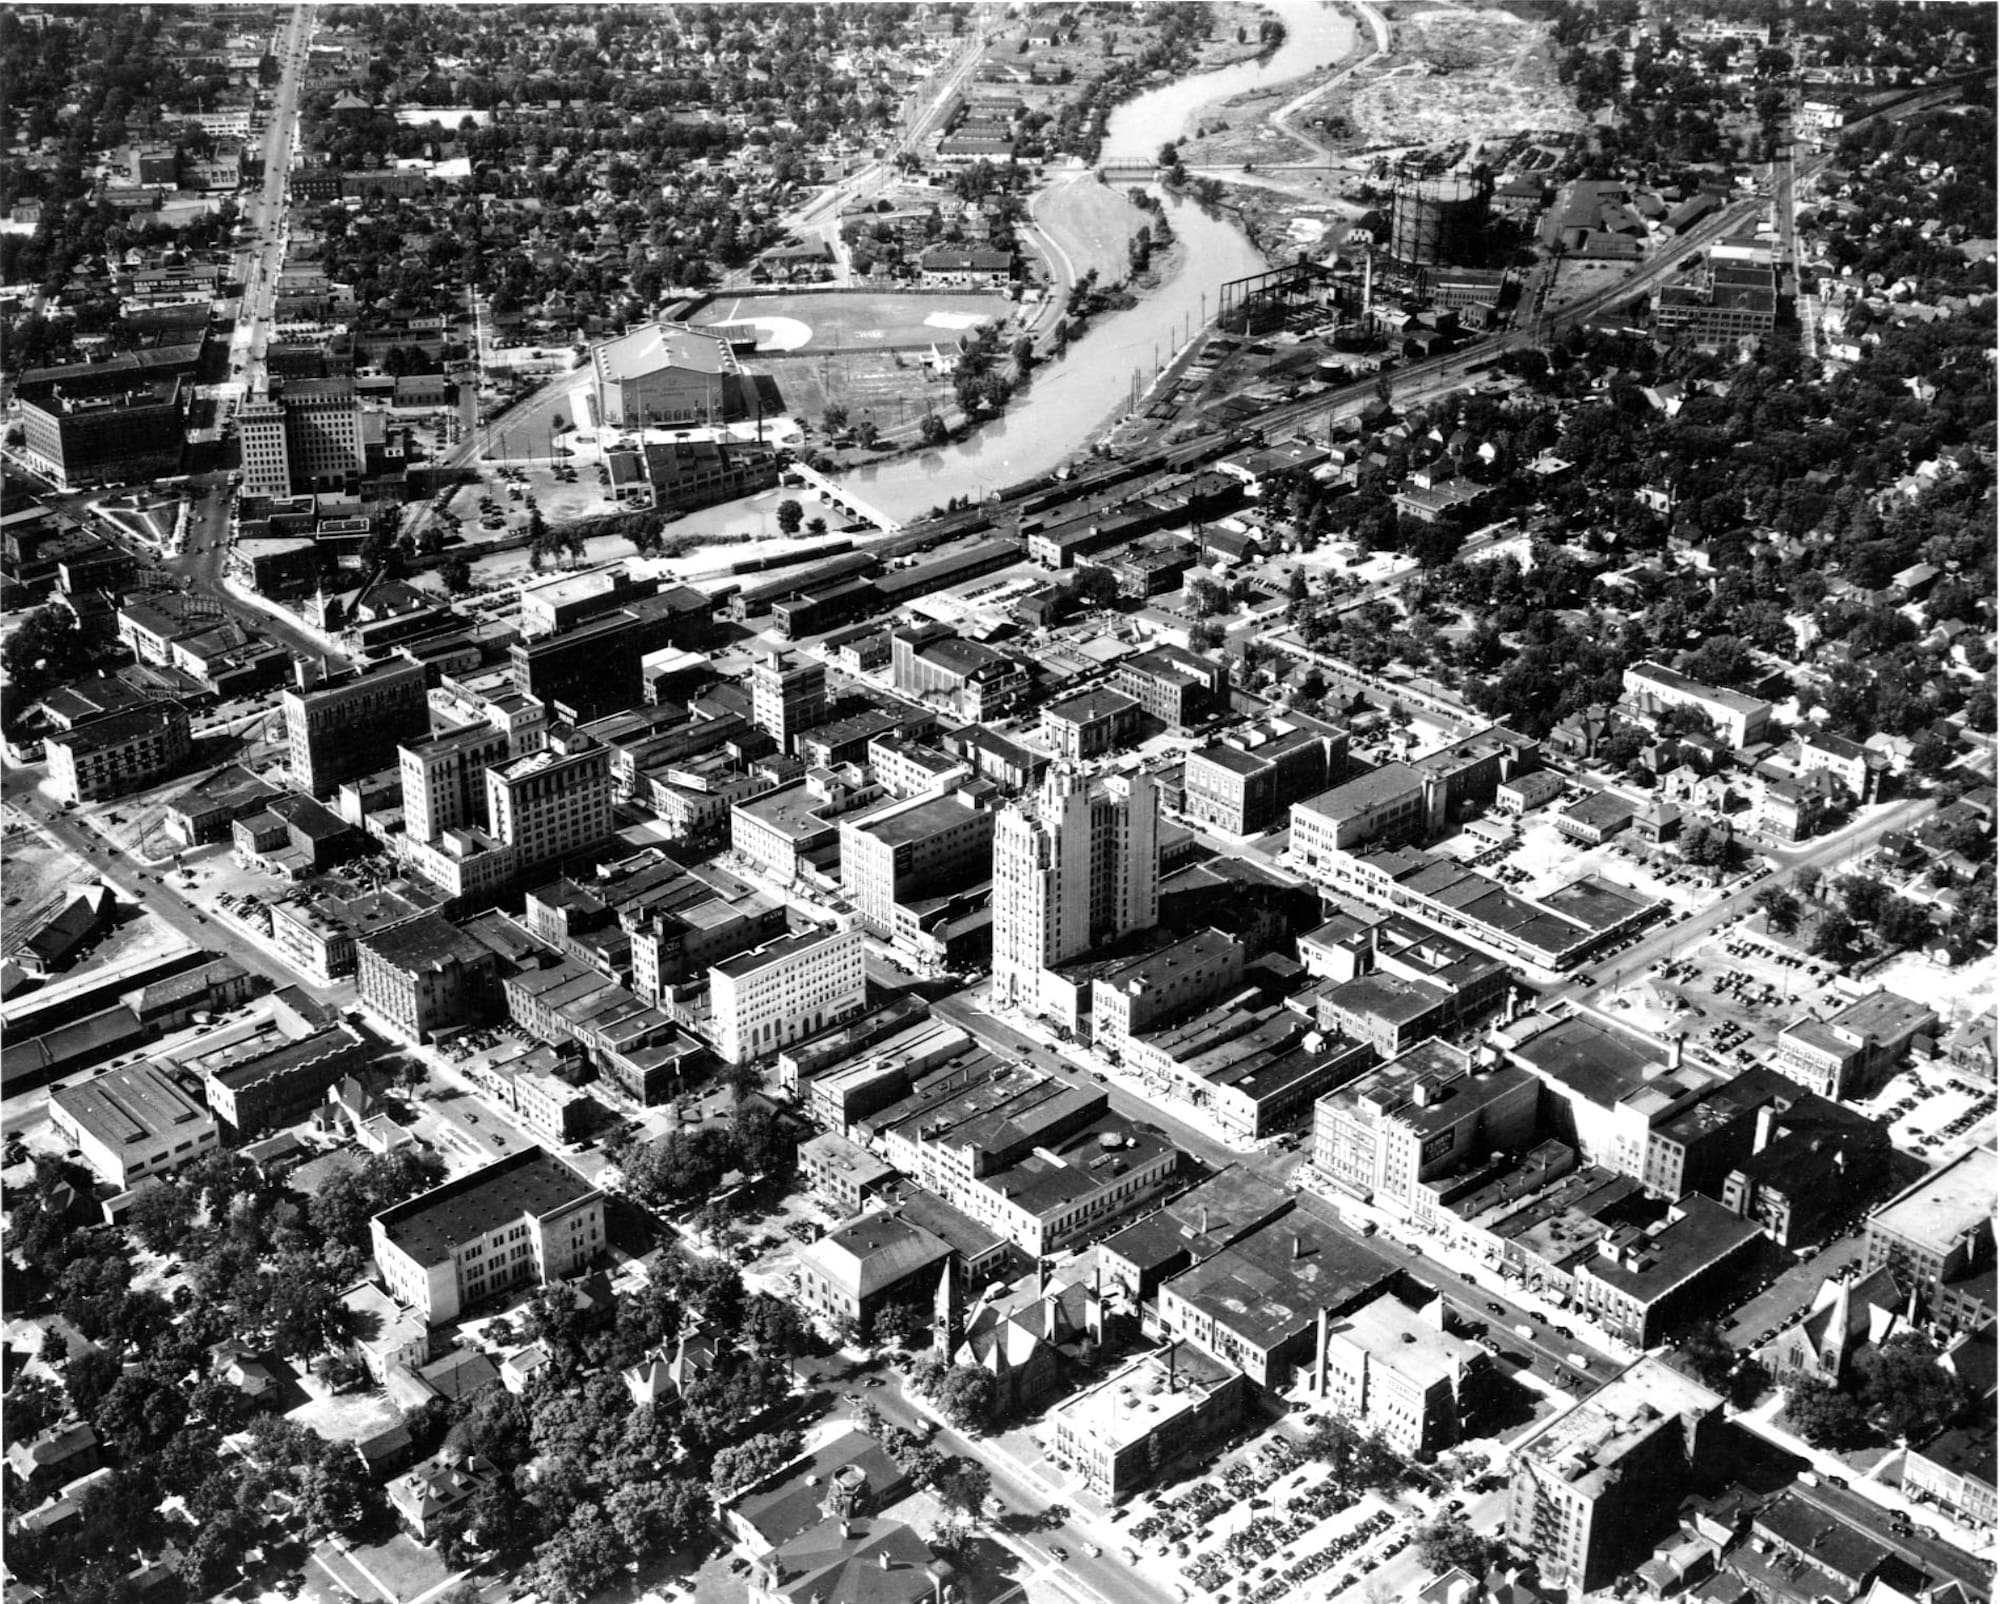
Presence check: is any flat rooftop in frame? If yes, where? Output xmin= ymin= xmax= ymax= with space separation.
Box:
xmin=1581 ymin=1194 xmax=1763 ymax=1303
xmin=1058 ymin=1343 xmax=1238 ymax=1451
xmin=1164 ymin=1206 xmax=1394 ymax=1353
xmin=851 ymin=791 xmax=988 ymax=850
xmin=52 ymin=1060 xmax=210 ymax=1149
xmin=1870 ymin=1145 xmax=1997 ymax=1254
xmin=1627 ymin=660 xmax=1770 ymax=716
xmin=1326 ymin=1291 xmax=1482 ymax=1384
xmin=1102 ymin=1167 xmax=1294 ymax=1275
xmin=712 ymin=925 xmax=849 ymax=981
xmin=1296 ymin=763 xmax=1422 ymax=821
xmin=1507 ymin=1012 xmax=1673 ymax=1106
xmin=374 ymin=1147 xmax=598 ymax=1267
xmin=1512 ymin=1357 xmax=1722 ymax=1495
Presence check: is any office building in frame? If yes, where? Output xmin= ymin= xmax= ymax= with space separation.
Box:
xmin=1775 ymin=988 xmax=1939 ymax=1101
xmin=748 ymin=648 xmax=827 ymax=751
xmin=1040 ymin=688 xmax=1142 ymax=763
xmin=1155 ymin=1206 xmax=1396 ymax=1391
xmin=1090 ymin=928 xmax=1246 ymax=1060
xmin=279 ymin=379 xmax=366 ymax=492
xmin=282 ymin=659 xmax=431 ymax=797
xmin=709 ymin=925 xmax=866 ymax=1065
xmin=1309 ymin=1041 xmax=1542 ymax=1225
xmin=1112 ymin=645 xmax=1224 ymax=728
xmin=49 ymin=1060 xmax=220 ymax=1190
xmin=356 ymin=913 xmax=505 ymax=1043
xmin=1863 ymin=1148 xmax=1997 ymax=1333
xmin=1319 ymin=1292 xmax=1488 ymax=1456
xmin=237 ymin=397 xmax=292 ymax=498
xmin=371 ymin=1146 xmax=604 ymax=1325
xmin=891 ymin=623 xmax=1029 ymax=723
xmin=17 ymin=370 xmax=187 ymax=489
xmin=1183 ymin=720 xmax=1346 ymax=836
xmin=1290 ymin=764 xmax=1435 ymax=860
xmin=400 ymin=724 xmax=512 ymax=843
xmin=838 ymin=788 xmax=994 ymax=940
xmin=483 ymin=728 xmax=613 ymax=873
xmin=991 ymin=764 xmax=1159 ymax=1013
xmin=792 ymin=1210 xmax=953 ymax=1334
xmin=1097 ymin=1168 xmax=1295 ymax=1304
xmin=45 ymin=701 xmax=191 ymax=803
xmin=1571 ymin=1193 xmax=1765 ymax=1347
xmin=1047 ymin=1345 xmax=1245 ymax=1503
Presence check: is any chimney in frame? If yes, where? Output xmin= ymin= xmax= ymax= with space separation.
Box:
xmin=1503 ymin=985 xmax=1519 ymax=1026
xmin=295 ymin=655 xmax=324 ymax=691
xmin=1198 ymin=1203 xmax=1210 ymax=1237
xmin=1752 ymin=1103 xmax=1775 ymax=1155
xmin=1292 ymin=1232 xmax=1305 ymax=1261
xmin=1669 ymin=1032 xmax=1685 ymax=1071
xmin=879 ymin=1551 xmax=894 ymax=1572
xmin=1315 ymin=1305 xmax=1330 ymax=1396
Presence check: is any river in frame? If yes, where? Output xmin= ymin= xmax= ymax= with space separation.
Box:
xmin=840 ymin=0 xmax=1359 ymax=523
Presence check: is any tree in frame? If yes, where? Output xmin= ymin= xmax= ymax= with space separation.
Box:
xmin=604 ymin=1477 xmax=708 ymax=1565
xmin=1756 ymin=886 xmax=1802 ymax=934
xmin=821 ymin=404 xmax=849 ymax=433
xmin=1413 ymin=1515 xmax=1496 ymax=1575
xmin=775 ymin=498 xmax=804 ymax=535
xmin=807 ymin=516 xmax=828 ymax=537
xmin=931 ymin=1457 xmax=992 ymax=1522
xmin=1304 ymin=1416 xmax=1401 ymax=1494
xmin=1287 ymin=566 xmax=1310 ymax=614
xmin=440 ymin=556 xmax=472 ymax=593
xmin=931 ymin=1365 xmax=996 ymax=1432
xmin=1069 ymin=566 xmax=1122 ymax=611
xmin=532 ymin=1502 xmax=627 ymax=1604
xmin=1670 ymin=1321 xmax=1736 ymax=1391
xmin=921 ymin=412 xmax=949 ymax=447
xmin=711 ymin=1430 xmax=804 ymax=1497
xmin=1680 ymin=821 xmax=1731 ymax=868
xmin=1856 ymin=1334 xmax=1966 ymax=1442
xmin=296 ymin=1442 xmax=373 ymax=1538
xmin=1187 ymin=576 xmax=1230 ymax=618
xmin=3 ymin=1372 xmax=67 ymax=1444
xmin=1809 ymin=910 xmax=1860 ymax=963
xmin=1785 ymin=1377 xmax=1871 ymax=1449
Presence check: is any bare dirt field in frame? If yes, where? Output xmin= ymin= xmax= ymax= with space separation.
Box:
xmin=1348 ymin=9 xmax=1582 ymax=149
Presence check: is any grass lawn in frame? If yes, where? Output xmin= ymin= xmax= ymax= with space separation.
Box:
xmin=694 ymin=291 xmax=1012 ymax=351
xmin=341 ymin=1533 xmax=454 ymax=1604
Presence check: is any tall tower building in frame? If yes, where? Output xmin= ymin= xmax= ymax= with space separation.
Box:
xmin=991 ymin=764 xmax=1159 ymax=1011
xmin=484 ymin=726 xmax=613 ymax=873
xmin=237 ymin=397 xmax=292 ymax=498
xmin=282 ymin=379 xmax=365 ymax=492
xmin=749 ymin=648 xmax=827 ymax=752
xmin=282 ymin=658 xmax=431 ymax=797
xmin=399 ymin=724 xmax=512 ymax=843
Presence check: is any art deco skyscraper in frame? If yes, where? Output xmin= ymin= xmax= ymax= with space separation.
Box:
xmin=991 ymin=763 xmax=1159 ymax=1011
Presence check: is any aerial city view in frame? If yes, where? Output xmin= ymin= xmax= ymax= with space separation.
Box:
xmin=0 ymin=2 xmax=1994 ymax=1604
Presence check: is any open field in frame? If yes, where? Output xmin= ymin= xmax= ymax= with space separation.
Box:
xmin=1348 ymin=9 xmax=1582 ymax=149
xmin=1031 ymin=172 xmax=1153 ymax=290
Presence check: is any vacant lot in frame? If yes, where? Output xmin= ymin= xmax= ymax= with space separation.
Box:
xmin=1349 ymin=9 xmax=1582 ymax=151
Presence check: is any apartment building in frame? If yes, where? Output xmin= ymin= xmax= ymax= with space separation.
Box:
xmin=1620 ymin=661 xmax=1774 ymax=748
xmin=708 ymin=925 xmax=866 ymax=1065
xmin=1505 ymin=1359 xmax=1724 ymax=1593
xmin=370 ymin=1147 xmax=604 ymax=1325
xmin=1863 ymin=1148 xmax=1997 ymax=1333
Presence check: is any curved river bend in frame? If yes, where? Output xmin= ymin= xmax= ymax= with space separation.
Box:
xmin=845 ymin=0 xmax=1356 ymax=522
